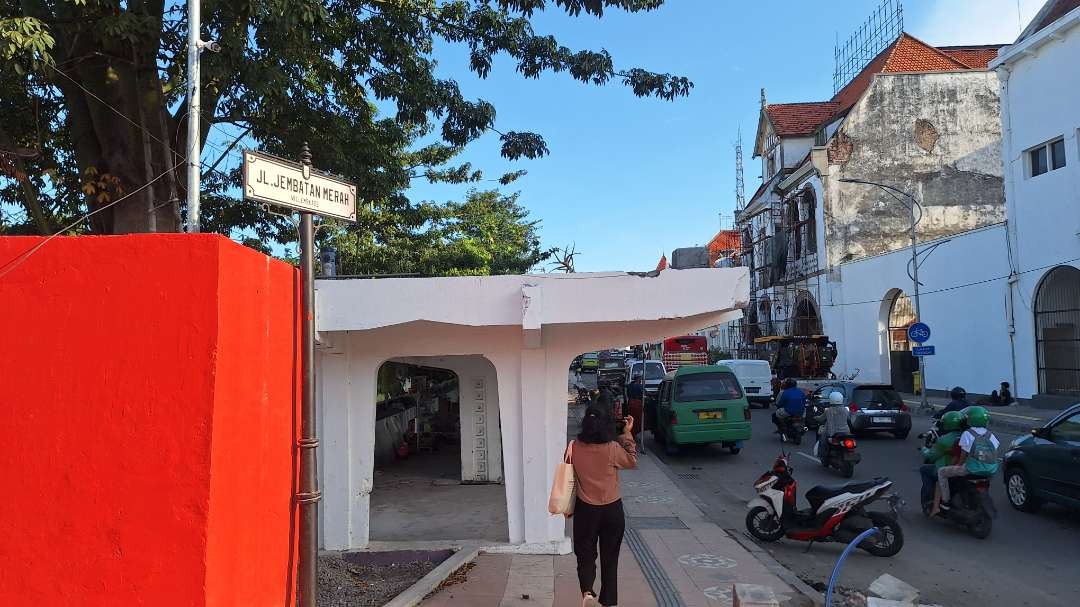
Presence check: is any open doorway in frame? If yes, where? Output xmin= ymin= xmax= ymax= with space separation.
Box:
xmin=368 ymin=357 xmax=508 ymax=543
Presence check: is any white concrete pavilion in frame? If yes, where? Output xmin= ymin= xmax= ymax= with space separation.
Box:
xmin=315 ymin=268 xmax=748 ymax=553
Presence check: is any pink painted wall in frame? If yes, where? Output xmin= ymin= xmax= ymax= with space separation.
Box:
xmin=0 ymin=234 xmax=300 ymax=607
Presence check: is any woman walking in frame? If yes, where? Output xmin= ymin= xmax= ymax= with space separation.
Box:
xmin=571 ymin=406 xmax=638 ymax=607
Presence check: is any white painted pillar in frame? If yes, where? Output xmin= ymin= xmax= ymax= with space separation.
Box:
xmin=492 ymin=355 xmax=525 ymax=544
xmin=346 ymin=348 xmax=378 ymax=549
xmin=317 ymin=348 xmax=351 ymax=550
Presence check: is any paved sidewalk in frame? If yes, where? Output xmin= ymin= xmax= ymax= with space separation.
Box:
xmin=420 ymin=454 xmax=808 ymax=607
xmin=900 ymin=392 xmax=1058 ymax=433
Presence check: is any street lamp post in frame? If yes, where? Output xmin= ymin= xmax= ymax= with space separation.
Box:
xmin=839 ymin=178 xmax=928 ymax=414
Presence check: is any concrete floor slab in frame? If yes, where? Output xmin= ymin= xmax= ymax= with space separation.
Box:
xmin=370 ymin=448 xmax=508 ymax=543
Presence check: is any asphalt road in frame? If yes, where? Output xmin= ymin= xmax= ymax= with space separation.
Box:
xmin=642 ymin=406 xmax=1080 ymax=607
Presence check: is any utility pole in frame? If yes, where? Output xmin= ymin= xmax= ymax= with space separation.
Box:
xmin=186 ymin=0 xmax=201 ymax=232
xmin=297 ymin=143 xmax=321 ymax=607
xmin=908 ymin=199 xmax=928 ymax=414
xmin=840 ymin=178 xmax=928 ymax=412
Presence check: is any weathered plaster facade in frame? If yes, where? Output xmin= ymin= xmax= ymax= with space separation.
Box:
xmin=823 ymin=71 xmax=1005 ymax=266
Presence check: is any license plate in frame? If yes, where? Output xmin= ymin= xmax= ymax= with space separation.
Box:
xmin=872 ymin=417 xmax=892 ymax=423
xmin=677 ymin=353 xmax=693 ymax=361
xmin=698 ymin=411 xmax=723 ymax=421
xmin=745 ymin=387 xmax=760 ymax=393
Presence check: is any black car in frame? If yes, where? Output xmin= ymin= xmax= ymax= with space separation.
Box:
xmin=1002 ymin=403 xmax=1080 ymax=513
xmin=809 ymin=382 xmax=912 ymax=439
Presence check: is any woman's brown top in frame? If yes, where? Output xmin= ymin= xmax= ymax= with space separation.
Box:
xmin=570 ymin=432 xmax=638 ymax=506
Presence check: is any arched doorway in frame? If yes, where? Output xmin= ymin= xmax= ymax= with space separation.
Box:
xmin=792 ymin=293 xmax=823 ymax=337
xmin=1035 ymin=266 xmax=1080 ymax=395
xmin=369 ymin=356 xmax=508 ymax=543
xmin=887 ymin=291 xmax=917 ymax=392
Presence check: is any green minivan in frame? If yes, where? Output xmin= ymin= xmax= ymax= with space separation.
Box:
xmin=652 ymin=365 xmax=751 ymax=455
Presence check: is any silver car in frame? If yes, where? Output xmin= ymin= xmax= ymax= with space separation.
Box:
xmin=809 ymin=382 xmax=912 ymax=439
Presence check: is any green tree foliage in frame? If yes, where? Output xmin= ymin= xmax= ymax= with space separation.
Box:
xmin=1 ymin=1 xmax=689 ymax=271
xmin=330 ymin=188 xmax=548 ymax=276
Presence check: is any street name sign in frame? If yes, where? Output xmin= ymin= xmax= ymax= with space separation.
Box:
xmin=243 ymin=150 xmax=357 ymax=221
xmin=912 ymin=345 xmax=935 ymax=356
xmin=907 ymin=322 xmax=931 ymax=344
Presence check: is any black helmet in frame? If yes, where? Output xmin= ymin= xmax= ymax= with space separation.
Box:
xmin=949 ymin=386 xmax=967 ymax=401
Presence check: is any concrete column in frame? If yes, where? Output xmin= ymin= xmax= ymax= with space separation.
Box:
xmin=519 ymin=347 xmax=551 ymax=546
xmin=346 ymin=347 xmax=378 ymax=549
xmin=317 ymin=348 xmax=350 ymax=550
xmin=492 ymin=355 xmax=525 ymax=544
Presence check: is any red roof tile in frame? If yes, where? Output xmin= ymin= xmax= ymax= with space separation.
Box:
xmin=765 ymin=102 xmax=841 ymax=137
xmin=939 ymin=45 xmax=1006 ymax=68
xmin=832 ymin=33 xmax=995 ymax=112
xmin=707 ymin=230 xmax=740 ymax=266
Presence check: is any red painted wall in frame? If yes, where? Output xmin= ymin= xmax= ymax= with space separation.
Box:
xmin=0 ymin=235 xmax=299 ymax=607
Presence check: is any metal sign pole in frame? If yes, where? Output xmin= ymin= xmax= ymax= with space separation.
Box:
xmin=297 ymin=144 xmax=321 ymax=607
xmin=186 ymin=0 xmax=201 ymax=232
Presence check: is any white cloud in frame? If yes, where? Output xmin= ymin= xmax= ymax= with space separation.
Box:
xmin=913 ymin=0 xmax=1046 ymax=46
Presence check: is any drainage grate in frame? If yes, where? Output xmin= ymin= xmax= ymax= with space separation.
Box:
xmin=629 ymin=516 xmax=689 ymax=530
xmin=676 ymin=473 xmax=700 ymax=480
xmin=625 ymin=527 xmax=687 ymax=607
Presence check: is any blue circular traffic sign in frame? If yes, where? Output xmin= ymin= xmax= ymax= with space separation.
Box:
xmin=908 ymin=322 xmax=931 ymax=343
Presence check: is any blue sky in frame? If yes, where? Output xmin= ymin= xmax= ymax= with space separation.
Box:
xmin=404 ymin=0 xmax=1043 ymax=272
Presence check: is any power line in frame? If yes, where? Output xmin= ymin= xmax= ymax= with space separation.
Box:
xmin=0 ymin=159 xmax=186 ymax=281
xmin=821 ymin=255 xmax=1080 ymax=309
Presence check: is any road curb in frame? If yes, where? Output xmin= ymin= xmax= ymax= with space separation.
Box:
xmin=646 ymin=451 xmax=825 ymax=607
xmin=383 ymin=545 xmax=480 ymax=607
xmin=908 ymin=402 xmax=1039 ymax=435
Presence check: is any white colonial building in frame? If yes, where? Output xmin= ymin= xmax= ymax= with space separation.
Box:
xmin=992 ymin=0 xmax=1080 ymax=402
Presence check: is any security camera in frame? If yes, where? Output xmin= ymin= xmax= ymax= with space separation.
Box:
xmin=200 ymin=40 xmax=222 ymax=53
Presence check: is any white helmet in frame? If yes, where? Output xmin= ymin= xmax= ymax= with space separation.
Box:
xmin=829 ymin=391 xmax=845 ymax=406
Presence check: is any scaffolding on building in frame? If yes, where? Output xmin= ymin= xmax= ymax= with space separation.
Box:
xmin=730 ymin=184 xmax=826 ymax=359
xmin=833 ymin=0 xmax=904 ymax=94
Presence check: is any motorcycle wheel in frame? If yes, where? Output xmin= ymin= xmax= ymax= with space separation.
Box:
xmin=745 ymin=506 xmax=784 ymax=542
xmin=840 ymin=461 xmax=855 ymax=478
xmin=860 ymin=514 xmax=904 ymax=557
xmin=968 ymin=513 xmax=992 ymax=539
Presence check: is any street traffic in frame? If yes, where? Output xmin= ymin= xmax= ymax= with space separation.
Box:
xmin=571 ymin=366 xmax=1080 ymax=607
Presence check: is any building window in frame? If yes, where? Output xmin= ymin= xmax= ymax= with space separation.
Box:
xmin=1029 ymin=138 xmax=1066 ymax=177
xmin=1051 ymin=138 xmax=1066 ymax=170
xmin=767 ymin=154 xmax=776 ymax=178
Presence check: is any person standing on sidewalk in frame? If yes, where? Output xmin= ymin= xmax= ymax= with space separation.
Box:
xmin=571 ymin=406 xmax=638 ymax=607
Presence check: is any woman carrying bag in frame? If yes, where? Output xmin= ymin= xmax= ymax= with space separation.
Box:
xmin=566 ymin=406 xmax=638 ymax=607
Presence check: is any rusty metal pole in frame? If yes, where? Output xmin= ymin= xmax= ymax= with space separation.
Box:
xmin=297 ymin=143 xmax=321 ymax=607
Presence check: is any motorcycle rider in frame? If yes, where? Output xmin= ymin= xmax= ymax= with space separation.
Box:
xmin=932 ymin=406 xmax=1000 ymax=515
xmin=919 ymin=411 xmax=964 ymax=510
xmin=815 ymin=391 xmax=850 ymax=456
xmin=933 ymin=386 xmax=970 ymax=420
xmin=773 ymin=378 xmax=806 ymax=434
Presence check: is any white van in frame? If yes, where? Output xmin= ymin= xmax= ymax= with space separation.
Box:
xmin=716 ymin=359 xmax=773 ymax=407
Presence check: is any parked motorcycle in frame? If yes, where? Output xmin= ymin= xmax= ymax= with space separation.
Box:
xmin=814 ymin=429 xmax=861 ymax=478
xmin=745 ymin=455 xmax=904 ymax=556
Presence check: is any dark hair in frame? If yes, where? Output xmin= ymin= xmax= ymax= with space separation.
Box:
xmin=950 ymin=386 xmax=967 ymax=400
xmin=1001 ymin=381 xmax=1010 ymax=389
xmin=578 ymin=406 xmax=615 ymax=444
xmin=782 ymin=378 xmax=797 ymax=390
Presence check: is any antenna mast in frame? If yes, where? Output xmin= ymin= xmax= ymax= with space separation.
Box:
xmin=833 ymin=0 xmax=903 ymax=94
xmin=734 ymin=128 xmax=746 ymax=213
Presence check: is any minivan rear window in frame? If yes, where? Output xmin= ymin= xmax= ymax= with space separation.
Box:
xmin=675 ymin=372 xmax=743 ymax=402
xmin=852 ymin=387 xmax=903 ymax=410
xmin=631 ymin=363 xmax=665 ymax=381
